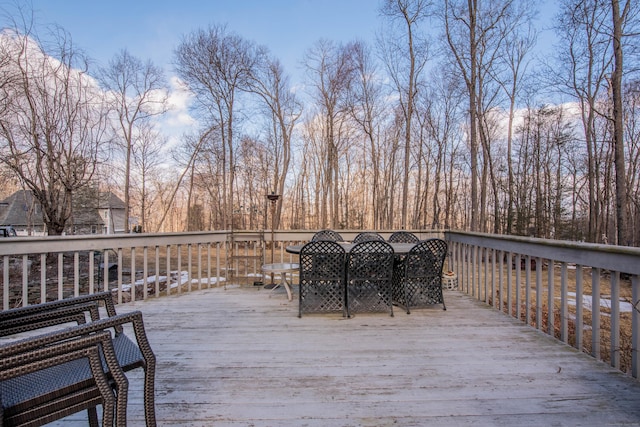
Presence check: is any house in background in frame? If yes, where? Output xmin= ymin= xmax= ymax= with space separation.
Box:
xmin=0 ymin=190 xmax=126 ymax=236
xmin=96 ymin=191 xmax=127 ymax=234
xmin=0 ymin=190 xmax=46 ymax=236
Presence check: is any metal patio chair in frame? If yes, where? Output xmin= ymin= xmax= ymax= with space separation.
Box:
xmin=298 ymin=240 xmax=347 ymax=317
xmin=345 ymin=240 xmax=395 ymax=317
xmin=352 ymin=232 xmax=385 ymax=244
xmin=392 ymin=238 xmax=448 ymax=313
xmin=388 ymin=231 xmax=419 ymax=243
xmin=311 ymin=229 xmax=344 ymax=242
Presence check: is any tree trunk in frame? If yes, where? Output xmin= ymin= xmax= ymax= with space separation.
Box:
xmin=611 ymin=0 xmax=629 ymax=245
xmin=468 ymin=0 xmax=479 ymax=231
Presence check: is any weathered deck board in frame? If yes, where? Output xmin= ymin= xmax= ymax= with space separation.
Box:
xmin=51 ymin=285 xmax=640 ymax=426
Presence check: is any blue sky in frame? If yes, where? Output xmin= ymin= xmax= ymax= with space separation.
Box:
xmin=20 ymin=0 xmax=388 ymax=142
xmin=28 ymin=0 xmax=384 ymax=85
xmin=20 ymin=0 xmax=558 ymax=144
xmin=25 ymin=0 xmax=558 ymax=87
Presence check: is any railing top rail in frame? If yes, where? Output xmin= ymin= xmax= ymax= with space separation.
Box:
xmin=0 ymin=231 xmax=230 ymax=256
xmin=272 ymin=229 xmax=444 ymax=242
xmin=0 ymin=229 xmax=445 ymax=256
xmin=445 ymin=230 xmax=640 ymax=275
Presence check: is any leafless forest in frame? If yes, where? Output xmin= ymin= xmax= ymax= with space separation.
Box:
xmin=1 ymin=0 xmax=639 ymax=245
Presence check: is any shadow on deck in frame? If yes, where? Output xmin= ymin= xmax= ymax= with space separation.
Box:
xmin=54 ymin=285 xmax=640 ymax=426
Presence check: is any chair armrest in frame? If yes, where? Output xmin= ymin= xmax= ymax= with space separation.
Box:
xmin=0 ymin=292 xmax=121 ymax=335
xmin=0 ymin=302 xmax=100 ymax=337
xmin=1 ymin=311 xmax=150 ymax=361
xmin=0 ymin=291 xmax=117 ymax=321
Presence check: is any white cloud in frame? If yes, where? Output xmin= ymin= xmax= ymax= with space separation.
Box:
xmin=163 ymin=76 xmax=197 ymax=127
xmin=166 ymin=77 xmax=189 ymax=108
xmin=150 ymin=76 xmax=198 ymax=150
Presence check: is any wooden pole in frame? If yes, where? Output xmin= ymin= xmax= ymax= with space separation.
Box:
xmin=266 ymin=193 xmax=280 ymax=285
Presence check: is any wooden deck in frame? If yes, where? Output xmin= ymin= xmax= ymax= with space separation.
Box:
xmin=53 ymin=285 xmax=640 ymax=426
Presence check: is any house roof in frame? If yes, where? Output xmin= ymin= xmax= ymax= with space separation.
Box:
xmin=0 ymin=190 xmax=45 ymax=227
xmin=0 ymin=190 xmax=126 ymax=228
xmin=97 ymin=192 xmax=126 ymax=210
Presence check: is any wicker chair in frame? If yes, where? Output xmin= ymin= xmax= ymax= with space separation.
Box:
xmin=388 ymin=231 xmax=419 ymax=243
xmin=392 ymin=239 xmax=448 ymax=313
xmin=0 ymin=292 xmax=157 ymax=426
xmin=345 ymin=240 xmax=395 ymax=317
xmin=311 ymin=229 xmax=344 ymax=242
xmin=352 ymin=232 xmax=385 ymax=244
xmin=1 ymin=325 xmax=128 ymax=426
xmin=298 ymin=240 xmax=346 ymax=317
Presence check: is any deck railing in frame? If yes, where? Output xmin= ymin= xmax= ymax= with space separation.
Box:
xmin=1 ymin=231 xmax=231 ymax=308
xmin=2 ymin=229 xmax=638 ymax=378
xmin=0 ymin=229 xmax=441 ymax=309
xmin=446 ymin=230 xmax=640 ymax=379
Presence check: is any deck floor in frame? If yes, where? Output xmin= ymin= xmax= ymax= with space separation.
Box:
xmin=52 ymin=285 xmax=640 ymax=426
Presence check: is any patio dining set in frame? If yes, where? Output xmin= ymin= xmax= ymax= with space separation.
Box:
xmin=277 ymin=230 xmax=448 ymax=318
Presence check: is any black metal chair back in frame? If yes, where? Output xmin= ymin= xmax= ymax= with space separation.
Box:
xmin=392 ymin=238 xmax=447 ymax=313
xmin=311 ymin=229 xmax=344 ymax=242
xmin=345 ymin=240 xmax=395 ymax=317
xmin=352 ymin=232 xmax=385 ymax=244
xmin=388 ymin=231 xmax=419 ymax=243
xmin=298 ymin=240 xmax=346 ymax=317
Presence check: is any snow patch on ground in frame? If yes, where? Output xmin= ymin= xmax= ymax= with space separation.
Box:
xmin=564 ymin=291 xmax=633 ymax=313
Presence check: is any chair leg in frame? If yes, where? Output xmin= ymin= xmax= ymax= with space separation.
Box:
xmin=88 ymin=407 xmax=99 ymax=427
xmin=143 ymin=367 xmax=157 ymax=427
xmin=405 ymin=289 xmax=410 ymax=314
xmin=344 ymin=287 xmax=351 ymax=318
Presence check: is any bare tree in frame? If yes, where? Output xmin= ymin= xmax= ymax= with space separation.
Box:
xmin=174 ymin=25 xmax=259 ymax=230
xmin=511 ymin=103 xmax=577 ymax=238
xmin=156 ymin=128 xmax=213 ymax=232
xmin=0 ymin=22 xmax=109 ymax=235
xmin=299 ymin=118 xmax=326 ymax=229
xmin=99 ymin=49 xmax=168 ymax=233
xmin=416 ymin=69 xmax=466 ymax=229
xmin=248 ymin=53 xmax=302 ymax=228
xmin=610 ymin=0 xmax=634 ymax=245
xmin=345 ymin=40 xmax=389 ymax=229
xmin=0 ymin=14 xmax=20 ymax=200
xmin=442 ymin=0 xmax=518 ymax=231
xmin=443 ymin=0 xmax=480 ymax=231
xmin=235 ymin=136 xmax=269 ymax=229
xmin=553 ymin=0 xmax=613 ymax=242
xmin=380 ymin=0 xmax=432 ymax=229
xmin=493 ymin=17 xmax=537 ymax=234
xmin=131 ymin=122 xmax=165 ymax=232
xmin=626 ymin=81 xmax=640 ymax=245
xmin=303 ymin=39 xmax=357 ymax=229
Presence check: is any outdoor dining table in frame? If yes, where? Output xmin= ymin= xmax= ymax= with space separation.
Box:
xmin=261 ymin=262 xmax=298 ymax=301
xmin=288 ymin=241 xmax=420 ymax=316
xmin=285 ymin=242 xmax=418 ymax=255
